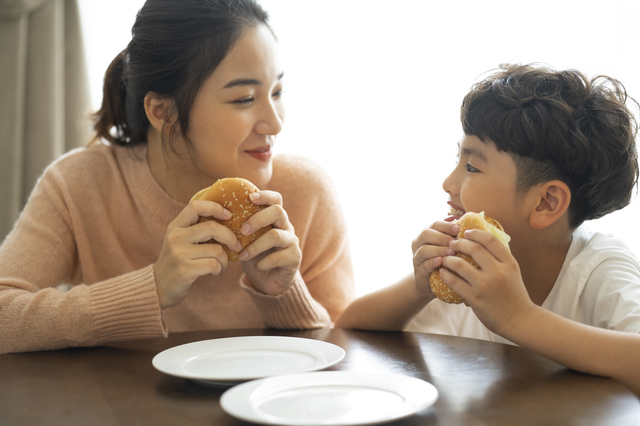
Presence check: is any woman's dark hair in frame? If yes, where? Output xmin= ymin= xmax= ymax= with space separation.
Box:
xmin=461 ymin=63 xmax=639 ymax=228
xmin=92 ymin=0 xmax=271 ymax=151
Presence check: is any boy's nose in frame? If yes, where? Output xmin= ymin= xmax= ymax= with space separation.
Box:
xmin=442 ymin=168 xmax=459 ymax=196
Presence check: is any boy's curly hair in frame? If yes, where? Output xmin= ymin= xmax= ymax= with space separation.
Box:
xmin=461 ymin=63 xmax=639 ymax=228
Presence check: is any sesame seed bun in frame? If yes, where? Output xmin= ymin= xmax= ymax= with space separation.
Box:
xmin=429 ymin=212 xmax=509 ymax=304
xmin=190 ymin=177 xmax=272 ymax=262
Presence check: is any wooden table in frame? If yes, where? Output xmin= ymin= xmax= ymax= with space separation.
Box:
xmin=1 ymin=328 xmax=638 ymax=425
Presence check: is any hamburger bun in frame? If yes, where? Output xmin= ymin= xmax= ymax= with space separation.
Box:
xmin=429 ymin=212 xmax=510 ymax=304
xmin=190 ymin=177 xmax=272 ymax=261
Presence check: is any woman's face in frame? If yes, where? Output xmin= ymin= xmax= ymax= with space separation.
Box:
xmin=184 ymin=24 xmax=285 ymax=189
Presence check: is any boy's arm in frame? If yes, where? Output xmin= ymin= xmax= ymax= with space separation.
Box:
xmin=443 ymin=229 xmax=640 ymax=395
xmin=501 ymin=305 xmax=640 ymax=396
xmin=335 ymin=273 xmax=435 ymax=330
xmin=336 ymin=221 xmax=458 ymax=330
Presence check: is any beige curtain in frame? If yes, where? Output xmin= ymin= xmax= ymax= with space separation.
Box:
xmin=0 ymin=0 xmax=92 ymax=241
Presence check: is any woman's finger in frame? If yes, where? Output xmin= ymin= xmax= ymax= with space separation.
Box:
xmin=238 ymin=228 xmax=297 ymax=261
xmin=175 ymin=199 xmax=233 ymax=227
xmin=248 ymin=190 xmax=283 ymax=207
xmin=254 ymin=245 xmax=301 ymax=271
xmin=240 ymin=204 xmax=290 ymax=236
xmin=189 ymin=219 xmax=241 ymax=252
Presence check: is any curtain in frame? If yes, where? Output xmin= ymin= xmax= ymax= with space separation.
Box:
xmin=0 ymin=0 xmax=92 ymax=241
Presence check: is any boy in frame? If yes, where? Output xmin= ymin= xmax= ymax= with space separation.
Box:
xmin=337 ymin=63 xmax=640 ymax=394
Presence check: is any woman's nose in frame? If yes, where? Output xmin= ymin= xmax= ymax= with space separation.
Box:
xmin=255 ymin=101 xmax=284 ymax=136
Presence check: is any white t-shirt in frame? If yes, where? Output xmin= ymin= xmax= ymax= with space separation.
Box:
xmin=406 ymin=226 xmax=640 ymax=345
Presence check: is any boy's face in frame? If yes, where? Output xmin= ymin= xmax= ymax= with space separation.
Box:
xmin=443 ymin=134 xmax=528 ymax=237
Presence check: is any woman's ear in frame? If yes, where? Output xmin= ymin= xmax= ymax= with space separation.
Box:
xmin=143 ymin=93 xmax=175 ymax=133
xmin=529 ymin=181 xmax=571 ymax=230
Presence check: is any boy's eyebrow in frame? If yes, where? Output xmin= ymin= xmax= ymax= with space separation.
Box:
xmin=462 ymin=147 xmax=489 ymax=163
xmin=223 ymin=71 xmax=285 ymax=89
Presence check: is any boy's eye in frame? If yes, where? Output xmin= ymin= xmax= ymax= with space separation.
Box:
xmin=465 ymin=163 xmax=480 ymax=173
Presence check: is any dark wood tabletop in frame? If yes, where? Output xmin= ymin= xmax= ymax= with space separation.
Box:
xmin=1 ymin=327 xmax=638 ymax=426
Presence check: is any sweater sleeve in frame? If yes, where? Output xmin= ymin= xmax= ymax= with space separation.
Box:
xmin=251 ymin=155 xmax=357 ymax=328
xmin=0 ymin=164 xmax=166 ymax=354
xmin=240 ymin=272 xmax=331 ymax=328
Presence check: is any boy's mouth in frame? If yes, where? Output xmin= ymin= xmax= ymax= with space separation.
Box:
xmin=446 ymin=202 xmax=465 ymax=222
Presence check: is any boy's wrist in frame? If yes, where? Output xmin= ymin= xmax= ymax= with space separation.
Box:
xmin=497 ymin=300 xmax=539 ymax=341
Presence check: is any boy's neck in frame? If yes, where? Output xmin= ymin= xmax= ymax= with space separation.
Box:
xmin=512 ymin=228 xmax=573 ymax=306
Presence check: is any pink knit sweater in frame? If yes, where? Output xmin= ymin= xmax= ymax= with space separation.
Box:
xmin=0 ymin=143 xmax=355 ymax=354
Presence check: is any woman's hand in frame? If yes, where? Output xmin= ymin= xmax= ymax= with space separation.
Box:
xmin=439 ymin=229 xmax=535 ymax=336
xmin=154 ymin=200 xmax=241 ymax=309
xmin=237 ymin=191 xmax=301 ymax=296
xmin=412 ymin=220 xmax=459 ymax=295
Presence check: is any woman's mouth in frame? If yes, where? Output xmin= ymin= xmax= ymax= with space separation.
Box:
xmin=245 ymin=146 xmax=272 ymax=162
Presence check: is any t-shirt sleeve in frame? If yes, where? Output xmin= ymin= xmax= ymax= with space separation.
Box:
xmin=580 ymin=251 xmax=640 ymax=333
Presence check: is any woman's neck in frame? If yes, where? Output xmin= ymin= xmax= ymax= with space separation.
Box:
xmin=146 ymin=130 xmax=202 ymax=204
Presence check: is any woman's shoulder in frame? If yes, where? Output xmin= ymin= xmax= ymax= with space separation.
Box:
xmin=37 ymin=142 xmax=147 ymax=203
xmin=270 ymin=153 xmax=334 ymax=192
xmin=269 ymin=153 xmax=344 ymax=219
xmin=46 ymin=142 xmax=119 ymax=176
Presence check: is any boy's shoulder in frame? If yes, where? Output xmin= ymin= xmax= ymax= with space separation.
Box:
xmin=547 ymin=225 xmax=640 ymax=332
xmin=568 ymin=226 xmax=640 ymax=270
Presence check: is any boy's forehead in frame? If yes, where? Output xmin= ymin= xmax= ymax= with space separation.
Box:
xmin=459 ymin=135 xmax=517 ymax=169
xmin=459 ymin=136 xmax=490 ymax=160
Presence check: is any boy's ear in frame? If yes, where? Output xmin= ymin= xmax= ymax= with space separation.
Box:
xmin=143 ymin=93 xmax=176 ymax=133
xmin=529 ymin=181 xmax=571 ymax=230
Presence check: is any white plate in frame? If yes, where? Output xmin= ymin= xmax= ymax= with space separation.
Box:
xmin=220 ymin=371 xmax=438 ymax=425
xmin=152 ymin=336 xmax=345 ymax=385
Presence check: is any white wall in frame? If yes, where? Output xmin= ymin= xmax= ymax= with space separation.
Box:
xmin=79 ymin=0 xmax=640 ymax=296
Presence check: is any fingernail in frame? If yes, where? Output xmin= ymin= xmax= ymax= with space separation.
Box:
xmin=238 ymin=250 xmax=249 ymax=260
xmin=240 ymin=223 xmax=251 ymax=235
xmin=446 ymin=249 xmax=456 ymax=256
xmin=223 ymin=209 xmax=232 ymax=218
xmin=250 ymin=192 xmax=260 ymax=202
xmin=236 ymin=242 xmax=243 ymax=252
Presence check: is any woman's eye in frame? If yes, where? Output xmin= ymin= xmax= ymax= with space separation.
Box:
xmin=233 ymin=97 xmax=254 ymax=105
xmin=465 ymin=163 xmax=480 ymax=173
xmin=272 ymin=90 xmax=284 ymax=98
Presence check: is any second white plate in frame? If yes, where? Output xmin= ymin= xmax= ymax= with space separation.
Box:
xmin=220 ymin=371 xmax=438 ymax=425
xmin=152 ymin=336 xmax=345 ymax=384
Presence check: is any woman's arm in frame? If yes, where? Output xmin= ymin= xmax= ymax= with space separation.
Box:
xmin=0 ymin=165 xmax=165 ymax=354
xmin=242 ymin=155 xmax=357 ymax=328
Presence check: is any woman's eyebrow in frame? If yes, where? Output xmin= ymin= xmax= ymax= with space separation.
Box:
xmin=223 ymin=71 xmax=285 ymax=89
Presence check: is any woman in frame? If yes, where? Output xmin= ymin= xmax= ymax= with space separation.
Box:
xmin=0 ymin=0 xmax=355 ymax=354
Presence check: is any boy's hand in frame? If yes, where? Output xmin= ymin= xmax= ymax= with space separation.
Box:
xmin=439 ymin=229 xmax=535 ymax=336
xmin=412 ymin=221 xmax=459 ymax=295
